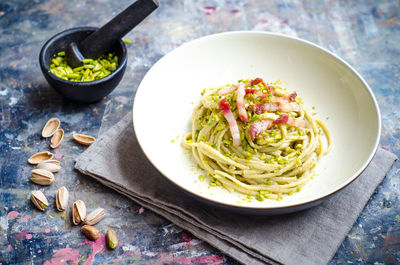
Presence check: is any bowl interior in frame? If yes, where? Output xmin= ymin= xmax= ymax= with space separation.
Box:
xmin=133 ymin=32 xmax=380 ymax=210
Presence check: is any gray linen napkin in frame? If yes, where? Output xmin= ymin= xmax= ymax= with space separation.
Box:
xmin=75 ymin=112 xmax=397 ymax=265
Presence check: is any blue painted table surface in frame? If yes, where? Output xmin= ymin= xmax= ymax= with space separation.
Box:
xmin=0 ymin=0 xmax=399 ymax=264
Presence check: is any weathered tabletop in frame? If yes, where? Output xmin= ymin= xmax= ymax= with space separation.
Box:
xmin=0 ymin=0 xmax=399 ymax=264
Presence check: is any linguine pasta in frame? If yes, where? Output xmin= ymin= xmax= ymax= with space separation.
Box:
xmin=182 ymin=78 xmax=332 ymax=201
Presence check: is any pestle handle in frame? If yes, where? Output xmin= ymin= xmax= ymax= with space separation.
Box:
xmin=79 ymin=0 xmax=158 ymax=59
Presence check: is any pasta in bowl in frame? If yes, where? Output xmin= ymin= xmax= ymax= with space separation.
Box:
xmin=133 ymin=31 xmax=380 ymax=214
xmin=182 ymin=78 xmax=332 ymax=201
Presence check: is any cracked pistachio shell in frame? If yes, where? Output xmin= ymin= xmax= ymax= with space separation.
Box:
xmin=72 ymin=200 xmax=86 ymax=225
xmin=41 ymin=159 xmax=60 ymax=165
xmin=28 ymin=151 xmax=54 ymax=165
xmin=72 ymin=133 xmax=96 ymax=146
xmin=31 ymin=169 xmax=55 ymax=185
xmin=50 ymin=128 xmax=64 ymax=149
xmin=31 ymin=190 xmax=49 ymax=211
xmin=36 ymin=161 xmax=61 ymax=173
xmin=42 ymin=118 xmax=60 ymax=138
xmin=84 ymin=208 xmax=105 ymax=225
xmin=56 ymin=186 xmax=69 ymax=211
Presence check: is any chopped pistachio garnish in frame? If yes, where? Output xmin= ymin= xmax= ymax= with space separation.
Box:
xmin=223 ymin=140 xmax=232 ymax=146
xmin=49 ymin=52 xmax=119 ymax=82
xmin=256 ymin=193 xmax=265 ymax=201
xmin=216 ymin=123 xmax=226 ymax=131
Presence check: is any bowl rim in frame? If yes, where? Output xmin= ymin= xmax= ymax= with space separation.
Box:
xmin=133 ymin=30 xmax=382 ymax=211
xmin=39 ymin=26 xmax=128 ymax=86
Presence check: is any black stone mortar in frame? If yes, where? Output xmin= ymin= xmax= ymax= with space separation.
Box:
xmin=39 ymin=0 xmax=158 ymax=103
xmin=39 ymin=27 xmax=127 ymax=103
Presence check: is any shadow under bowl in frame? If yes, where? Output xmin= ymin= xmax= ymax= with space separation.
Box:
xmin=39 ymin=27 xmax=127 ymax=103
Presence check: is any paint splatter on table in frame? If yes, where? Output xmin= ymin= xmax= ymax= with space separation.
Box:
xmin=0 ymin=0 xmax=399 ymax=264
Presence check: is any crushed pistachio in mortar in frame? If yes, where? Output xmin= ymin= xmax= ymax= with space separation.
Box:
xmin=49 ymin=51 xmax=119 ymax=82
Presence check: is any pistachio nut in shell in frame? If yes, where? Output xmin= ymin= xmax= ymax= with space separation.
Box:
xmin=72 ymin=200 xmax=86 ymax=225
xmin=36 ymin=161 xmax=61 ymax=173
xmin=42 ymin=117 xmax=60 ymax=138
xmin=50 ymin=128 xmax=64 ymax=149
xmin=81 ymin=225 xmax=100 ymax=241
xmin=84 ymin=208 xmax=105 ymax=225
xmin=31 ymin=190 xmax=49 ymax=211
xmin=31 ymin=169 xmax=55 ymax=185
xmin=28 ymin=151 xmax=54 ymax=165
xmin=56 ymin=186 xmax=69 ymax=211
xmin=72 ymin=133 xmax=96 ymax=146
xmin=106 ymin=229 xmax=118 ymax=249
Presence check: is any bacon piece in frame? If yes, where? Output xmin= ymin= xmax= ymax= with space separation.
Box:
xmin=250 ymin=103 xmax=279 ymax=114
xmin=273 ymin=114 xmax=289 ymax=125
xmin=245 ymin=89 xmax=269 ymax=98
xmin=287 ymin=116 xmax=305 ymax=127
xmin=250 ymin=77 xmax=264 ymax=86
xmin=245 ymin=85 xmax=274 ymax=97
xmin=249 ymin=102 xmax=299 ymax=114
xmin=245 ymin=88 xmax=256 ymax=94
xmin=273 ymin=114 xmax=305 ymax=127
xmin=249 ymin=119 xmax=273 ymax=140
xmin=273 ymin=91 xmax=297 ymax=103
xmin=246 ymin=78 xmax=274 ymax=95
xmin=249 ymin=78 xmax=274 ymax=95
xmin=279 ymin=102 xmax=299 ymax=112
xmin=236 ymin=84 xmax=248 ymax=122
xmin=218 ymin=98 xmax=230 ymax=113
xmin=249 ymin=104 xmax=262 ymax=114
xmin=218 ymin=85 xmax=238 ymax=96
xmin=218 ymin=99 xmax=241 ymax=146
xmin=288 ymin=91 xmax=297 ymax=101
xmin=267 ymin=84 xmax=274 ymax=95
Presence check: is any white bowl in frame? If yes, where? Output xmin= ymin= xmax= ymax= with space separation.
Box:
xmin=133 ymin=31 xmax=380 ymax=214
